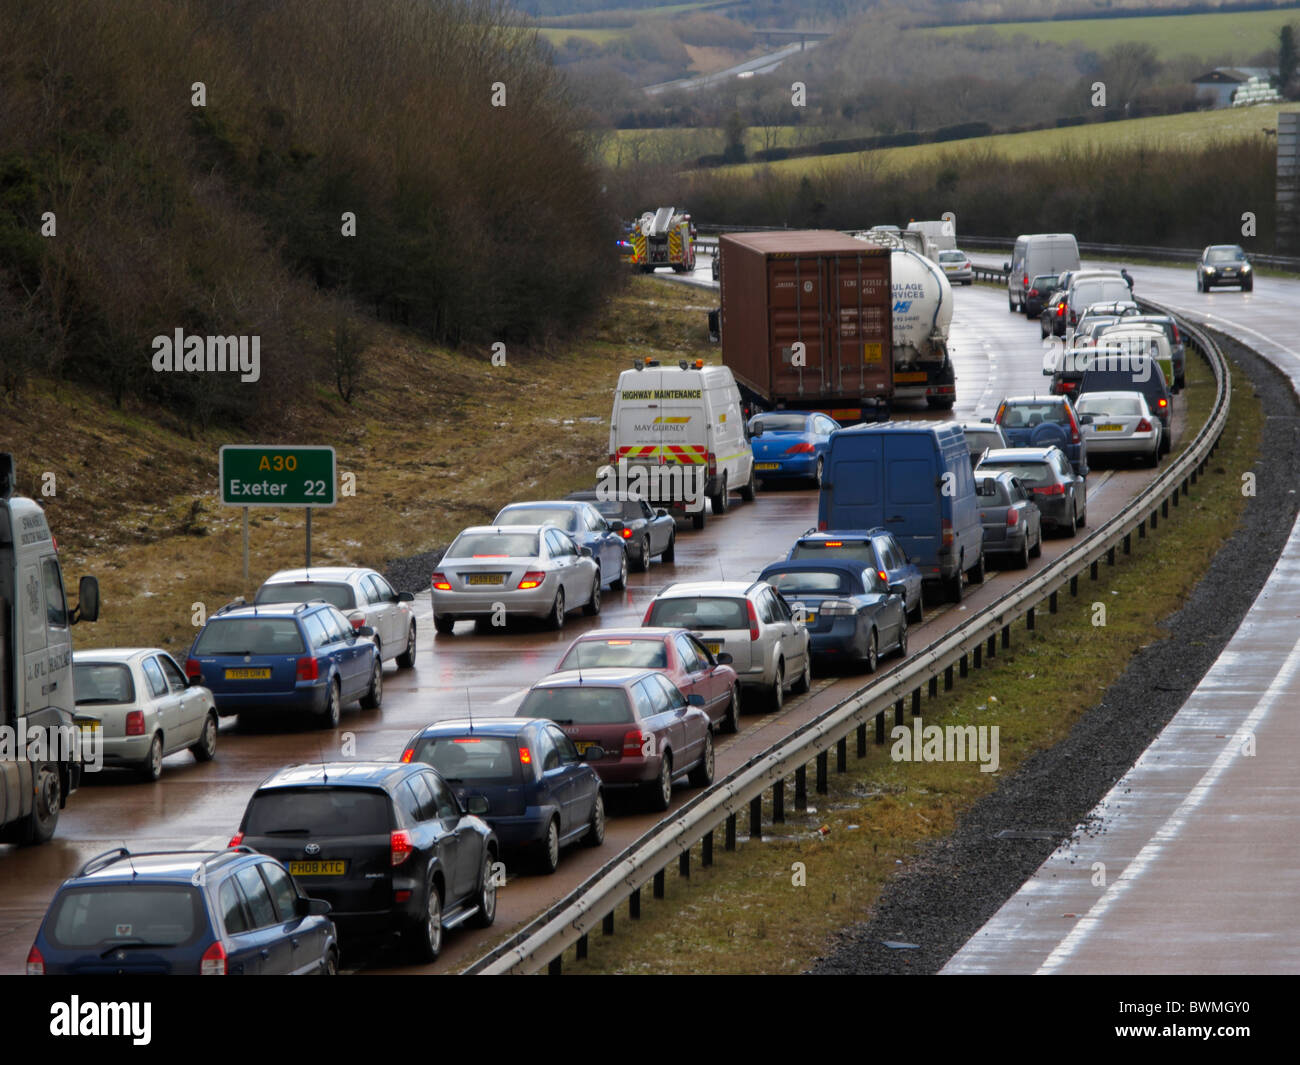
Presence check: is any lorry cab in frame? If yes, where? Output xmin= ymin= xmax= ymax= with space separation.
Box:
xmin=816 ymin=423 xmax=984 ymax=603
xmin=1 ymin=453 xmax=100 ymax=845
xmin=608 ymin=361 xmax=756 ymax=530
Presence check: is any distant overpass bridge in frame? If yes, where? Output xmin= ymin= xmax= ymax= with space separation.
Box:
xmin=748 ymin=28 xmax=833 ymax=49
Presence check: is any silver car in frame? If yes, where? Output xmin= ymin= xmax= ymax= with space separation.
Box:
xmin=643 ymin=581 xmax=811 ymax=711
xmin=961 ymin=421 xmax=1008 ymax=469
xmin=254 ymin=567 xmax=416 ymax=668
xmin=432 ymin=525 xmax=600 ymax=635
xmin=72 ymin=649 xmax=219 ymax=782
xmin=976 ymin=471 xmax=1042 ymax=569
xmin=938 ymin=249 xmax=973 ymax=285
xmin=1075 ymin=391 xmax=1161 ymax=467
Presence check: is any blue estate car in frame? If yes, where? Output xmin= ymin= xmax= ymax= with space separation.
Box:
xmin=749 ymin=411 xmax=841 ymax=486
xmin=757 ymin=559 xmax=908 ymax=674
xmin=401 ymin=717 xmax=605 ymax=874
xmin=786 ymin=529 xmax=924 ymax=624
xmin=187 ymin=601 xmax=381 ymax=728
xmin=28 ymin=847 xmax=337 ymax=975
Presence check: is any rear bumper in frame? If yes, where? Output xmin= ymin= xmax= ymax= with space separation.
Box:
xmin=807 ymin=617 xmax=869 ymax=658
xmin=753 ymin=455 xmax=817 ymax=478
xmin=209 ymin=683 xmax=329 ymax=716
xmin=590 ymin=756 xmax=660 ymax=788
xmin=432 ymin=585 xmax=556 ymax=618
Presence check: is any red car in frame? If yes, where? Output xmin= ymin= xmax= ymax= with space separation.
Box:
xmin=515 ymin=668 xmax=714 ymax=812
xmin=554 ymin=628 xmax=742 ymax=734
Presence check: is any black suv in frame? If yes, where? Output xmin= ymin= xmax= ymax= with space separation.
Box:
xmin=1197 ymin=245 xmax=1252 ymax=292
xmin=233 ymin=761 xmax=498 ymax=961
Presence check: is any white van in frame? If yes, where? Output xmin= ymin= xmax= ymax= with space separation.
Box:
xmin=607 ymin=360 xmax=756 ymax=530
xmin=1008 ymin=234 xmax=1081 ymax=313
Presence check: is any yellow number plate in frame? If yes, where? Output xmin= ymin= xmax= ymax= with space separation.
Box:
xmin=466 ymin=574 xmax=505 ymax=586
xmin=755 ymin=463 xmax=780 ymax=471
xmin=1097 ymin=423 xmax=1123 ymax=432
xmin=289 ymin=861 xmax=346 ymax=877
xmin=705 ymin=642 xmax=722 ymax=655
xmin=225 ymin=668 xmax=271 ymax=680
xmin=75 ymin=719 xmax=102 ymax=735
xmin=574 ymin=741 xmax=596 ymax=755
xmin=894 ymin=372 xmax=928 ymax=383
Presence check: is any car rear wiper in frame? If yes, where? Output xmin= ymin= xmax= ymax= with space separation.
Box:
xmin=263 ymin=827 xmax=311 ymax=835
xmin=100 ymin=941 xmax=172 ymax=956
xmin=549 ymin=719 xmax=574 ymax=725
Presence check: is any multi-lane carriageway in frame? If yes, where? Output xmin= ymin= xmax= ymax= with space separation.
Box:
xmin=0 ymin=256 xmax=1295 ymax=975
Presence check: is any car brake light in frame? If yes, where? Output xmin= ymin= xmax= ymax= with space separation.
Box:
xmin=1029 ymin=288 xmax=1038 ymax=298
xmin=26 ymin=946 xmax=43 ymax=976
xmin=622 ymin=730 xmax=651 ymax=757
xmin=1136 ymin=418 xmax=1153 ymax=432
xmin=349 ymin=616 xmax=365 ymax=631
xmin=877 ymin=570 xmax=888 ymax=582
xmin=941 ymin=519 xmax=954 ymax=547
xmin=228 ymin=831 xmax=244 ymax=847
xmin=1172 ymin=324 xmax=1180 ymax=345
xmin=296 ymin=656 xmax=319 ymax=682
xmin=1033 ymin=484 xmax=1065 ymax=495
xmin=1157 ymin=398 xmax=1168 ymax=409
xmin=185 ymin=657 xmax=202 ymax=681
xmin=431 ymin=572 xmax=451 ymax=591
xmin=1006 ymin=507 xmax=1019 ymax=527
xmin=519 ymin=745 xmax=533 ymax=767
xmin=785 ymin=442 xmax=815 ymax=454
xmin=824 ymin=541 xmax=843 ymax=547
xmin=620 ymin=528 xmax=633 ymax=539
xmin=643 ymin=602 xmax=655 ymax=624
xmin=391 ymin=830 xmax=413 ymax=866
xmin=400 ymin=748 xmax=414 ymax=763
xmin=747 ymin=599 xmax=760 ymax=641
xmin=1022 ymin=274 xmax=1029 ymax=288
xmin=1057 ymin=303 xmax=1065 ymax=317
xmin=706 ymin=451 xmax=717 ymax=477
xmin=125 ymin=710 xmax=145 ymax=736
xmin=518 ymin=571 xmax=545 ymax=590
xmin=200 ymin=941 xmax=227 ymax=976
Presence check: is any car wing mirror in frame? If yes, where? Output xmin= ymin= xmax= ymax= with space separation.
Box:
xmin=686 ymin=693 xmax=705 ymax=707
xmin=73 ymin=575 xmax=100 ymax=624
xmin=466 ymin=795 xmax=489 ymax=815
xmin=582 ymin=745 xmax=607 ymax=761
xmin=714 ymin=652 xmax=733 ymax=665
xmin=300 ymin=896 xmax=332 ymax=917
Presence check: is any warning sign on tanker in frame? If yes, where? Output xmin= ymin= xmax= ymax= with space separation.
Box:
xmin=863 ymin=343 xmax=883 ymax=364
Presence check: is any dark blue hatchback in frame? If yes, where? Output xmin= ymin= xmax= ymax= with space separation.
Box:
xmin=28 ymin=847 xmax=337 ymax=975
xmin=401 ymin=717 xmax=605 ymax=875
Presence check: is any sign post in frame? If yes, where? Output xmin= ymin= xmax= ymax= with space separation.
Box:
xmin=219 ymin=445 xmax=337 ymax=585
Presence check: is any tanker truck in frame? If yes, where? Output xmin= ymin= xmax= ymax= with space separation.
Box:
xmin=853 ymin=230 xmax=956 ymax=409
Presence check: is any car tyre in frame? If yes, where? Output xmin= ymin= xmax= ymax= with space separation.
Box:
xmin=663 ymin=532 xmax=676 ymax=562
xmin=470 ymin=852 xmax=497 ymax=928
xmin=688 ymin=731 xmax=715 ymax=787
xmin=1147 ymin=437 xmax=1161 ymax=467
xmin=946 ymin=566 xmax=964 ymax=603
xmin=724 ymin=684 xmax=742 ymax=733
xmin=611 ymin=551 xmax=628 ymax=591
xmin=711 ymin=472 xmax=729 ymax=515
xmin=769 ymin=660 xmax=785 ymax=711
xmin=317 ymin=678 xmax=342 ymax=729
xmin=547 ymin=588 xmax=566 ymax=630
xmin=583 ymin=575 xmax=602 ymax=617
xmin=969 ymin=552 xmax=986 ymax=584
xmin=360 ymin=659 xmax=383 ymax=709
xmin=647 ymin=755 xmax=673 ymax=812
xmin=433 ymin=614 xmax=455 ymax=636
xmin=1064 ymin=505 xmax=1078 ymax=538
xmin=190 ymin=711 xmax=219 ymax=762
xmin=1243 ymin=279 xmax=1253 ymax=292
xmin=692 ymin=509 xmax=706 ymax=531
xmin=412 ymin=880 xmax=443 ymax=962
xmin=537 ymin=818 xmax=561 ymax=874
xmin=1030 ymin=529 xmax=1043 ymax=558
xmin=322 ymin=949 xmax=339 ymax=975
xmin=586 ymin=791 xmax=606 ymax=847
xmin=897 ymin=615 xmax=908 ymax=658
xmin=631 ymin=537 xmax=650 ymax=572
xmin=907 ymin=594 xmax=923 ymax=624
xmin=396 ymin=623 xmax=417 ymax=669
xmin=791 ymin=652 xmax=812 ymax=694
xmin=863 ymin=630 xmax=878 ymax=673
xmin=740 ymin=465 xmax=757 ymax=502
xmin=138 ymin=733 xmax=165 ymax=782
xmin=1016 ymin=536 xmax=1030 ymax=569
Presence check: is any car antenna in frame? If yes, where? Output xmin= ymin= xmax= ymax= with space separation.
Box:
xmin=467 ymin=687 xmax=473 ymax=734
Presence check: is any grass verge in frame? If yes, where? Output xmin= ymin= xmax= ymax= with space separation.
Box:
xmin=563 ymin=341 xmax=1263 ymax=974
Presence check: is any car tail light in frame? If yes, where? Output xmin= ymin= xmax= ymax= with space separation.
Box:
xmin=785 ymin=442 xmax=815 ymax=455
xmin=125 ymin=710 xmax=145 ymax=736
xmin=390 ymin=830 xmax=413 ymax=867
xmin=1022 ymin=274 xmax=1028 ymax=289
xmin=941 ymin=519 xmax=954 ymax=547
xmin=431 ymin=572 xmax=451 ymax=591
xmin=877 ymin=569 xmax=887 ymax=582
xmin=1056 ymin=303 xmax=1065 ymax=317
xmin=1070 ymin=310 xmax=1078 ymax=325
xmin=1172 ymin=323 xmax=1180 ymax=345
xmin=518 ymin=745 xmax=533 ymax=767
xmin=296 ymin=656 xmax=319 ymax=682
xmin=705 ymin=451 xmax=717 ymax=478
xmin=200 ymin=941 xmax=227 ymax=976
xmin=518 ymin=571 xmax=545 ymax=590
xmin=622 ymin=730 xmax=651 ymax=757
xmin=185 ymin=657 xmax=202 ymax=681
xmin=1028 ymin=288 xmax=1038 ymax=298
xmin=1060 ymin=381 xmax=1077 ymax=393
xmin=620 ymin=528 xmax=633 ymax=539
xmin=1157 ymin=397 xmax=1168 ymax=410
xmin=400 ymin=747 xmax=414 ymax=763
xmin=394 ymin=890 xmax=412 ymax=903
xmin=1006 ymin=507 xmax=1019 ymax=527
xmin=1033 ymin=484 xmax=1066 ymax=495
xmin=228 ymin=831 xmax=244 ymax=847
xmin=1137 ymin=418 xmax=1153 ymax=432
xmin=643 ymin=602 xmax=655 ymax=624
xmin=746 ymin=599 xmax=760 ymax=641
xmin=349 ymin=616 xmax=365 ymax=631
xmin=26 ymin=946 xmax=43 ymax=976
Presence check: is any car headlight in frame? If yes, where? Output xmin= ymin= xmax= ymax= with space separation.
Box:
xmin=1241 ymin=262 xmax=1252 ymax=272
xmin=1204 ymin=266 xmax=1216 ymax=274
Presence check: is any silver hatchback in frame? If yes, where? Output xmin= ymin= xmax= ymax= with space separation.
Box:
xmin=1075 ymin=390 xmax=1161 ymax=467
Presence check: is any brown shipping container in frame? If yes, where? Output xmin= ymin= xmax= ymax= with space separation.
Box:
xmin=719 ymin=231 xmax=893 ymax=421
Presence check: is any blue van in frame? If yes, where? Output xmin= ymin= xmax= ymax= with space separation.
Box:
xmin=817 ymin=422 xmax=984 ymax=602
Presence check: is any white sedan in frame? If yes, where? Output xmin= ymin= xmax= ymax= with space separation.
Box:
xmin=938 ymin=249 xmax=973 ymax=285
xmin=1074 ymin=391 xmax=1161 ymax=468
xmin=72 ymin=649 xmax=219 ymax=781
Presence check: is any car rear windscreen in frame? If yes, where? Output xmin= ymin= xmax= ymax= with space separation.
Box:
xmin=414 ymin=737 xmax=519 ymax=783
xmin=592 ymin=499 xmax=640 ymax=521
xmin=73 ymin=663 xmax=136 ymax=705
xmin=791 ymin=540 xmax=874 ymax=564
xmin=193 ymin=618 xmax=306 ymax=656
xmin=764 ymin=570 xmax=852 ymax=596
xmin=1077 ymin=395 xmax=1142 ymax=417
xmin=978 ymin=461 xmax=1052 ymax=485
xmin=255 ymin=581 xmax=356 ymax=610
xmin=646 ymin=596 xmax=749 ymax=631
xmin=999 ymin=403 xmax=1068 ymax=429
xmin=516 ymin=686 xmax=634 ymax=725
xmin=47 ymin=885 xmax=203 ymax=949
xmin=976 ymin=478 xmax=1011 ymax=504
xmin=753 ymin=414 xmax=809 ymax=432
xmin=447 ymin=532 xmax=540 ymax=558
xmin=495 ymin=507 xmax=578 ymax=532
xmin=244 ymin=787 xmax=393 ymax=837
xmin=558 ymin=639 xmax=668 ymax=670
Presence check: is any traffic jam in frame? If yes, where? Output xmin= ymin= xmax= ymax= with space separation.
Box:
xmin=4 ymin=221 xmax=1209 ymax=977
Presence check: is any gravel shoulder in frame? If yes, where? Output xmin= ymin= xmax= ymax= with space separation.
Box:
xmin=807 ymin=331 xmax=1300 ymax=975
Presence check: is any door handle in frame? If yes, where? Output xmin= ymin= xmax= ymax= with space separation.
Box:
xmin=291 ymin=938 xmax=301 ymax=949
xmin=259 ymin=949 xmax=270 ymax=960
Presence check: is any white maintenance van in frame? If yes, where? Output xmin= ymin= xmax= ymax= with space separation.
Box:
xmin=0 ymin=453 xmax=100 ymax=845
xmin=607 ymin=360 xmax=756 ymax=530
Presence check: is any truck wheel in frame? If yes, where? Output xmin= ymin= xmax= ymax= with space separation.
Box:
xmin=739 ymin=465 xmax=756 ymax=502
xmin=692 ymin=509 xmax=706 ymax=531
xmin=2 ymin=763 xmax=62 ymax=845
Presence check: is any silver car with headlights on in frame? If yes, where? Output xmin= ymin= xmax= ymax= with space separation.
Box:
xmin=1074 ymin=391 xmax=1161 ymax=467
xmin=432 ymin=526 xmax=601 ymax=635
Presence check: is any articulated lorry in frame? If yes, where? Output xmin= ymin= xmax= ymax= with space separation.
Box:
xmin=0 ymin=453 xmax=99 ymax=845
xmin=716 ymin=230 xmax=895 ymax=424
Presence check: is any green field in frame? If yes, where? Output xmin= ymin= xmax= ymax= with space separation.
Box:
xmin=537 ymin=26 xmax=625 ymax=44
xmin=534 ymin=1 xmax=725 ymax=43
xmin=926 ymin=6 xmax=1300 ymax=60
xmin=603 ymin=125 xmax=816 ymax=165
xmin=721 ymin=102 xmax=1300 ymax=177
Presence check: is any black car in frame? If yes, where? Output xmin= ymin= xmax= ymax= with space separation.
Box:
xmin=1076 ymin=352 xmax=1172 ymax=455
xmin=977 ymin=446 xmax=1086 ymax=537
xmin=566 ymin=490 xmax=676 ymax=572
xmin=1197 ymin=245 xmax=1252 ymax=292
xmin=232 ymin=761 xmax=498 ymax=962
xmin=1040 ymin=289 xmax=1069 ymax=338
xmin=1023 ymin=273 xmax=1060 ymax=318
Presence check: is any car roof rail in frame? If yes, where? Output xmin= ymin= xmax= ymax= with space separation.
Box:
xmin=76 ymin=847 xmax=133 ymax=877
xmin=215 ymin=597 xmax=247 ymax=615
xmin=294 ymin=601 xmax=316 ymax=613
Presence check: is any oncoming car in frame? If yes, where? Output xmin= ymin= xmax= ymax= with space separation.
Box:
xmin=1197 ymin=245 xmax=1252 ymax=292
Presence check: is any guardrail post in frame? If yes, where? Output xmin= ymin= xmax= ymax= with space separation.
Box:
xmin=912 ymin=688 xmax=921 ymax=716
xmin=1191 ymin=468 xmax=1198 ymax=486
xmin=987 ymin=634 xmax=997 ymax=659
xmin=1124 ymin=533 xmax=1131 ymax=555
xmin=630 ymin=888 xmax=641 ymax=919
xmin=945 ymin=664 xmax=954 ymax=690
xmin=1090 ymin=560 xmax=1099 ymax=581
xmin=679 ymin=849 xmax=690 ymax=879
xmin=1162 ymin=498 xmax=1169 ymax=518
xmin=816 ymin=751 xmax=829 ymax=793
xmin=876 ymin=709 xmax=885 ymax=744
xmin=702 ymin=830 xmax=713 ymax=867
xmin=725 ymin=812 xmax=737 ymax=851
xmin=960 ymin=653 xmax=968 ymax=677
xmin=1070 ymin=575 xmax=1078 ymax=597
xmin=750 ymin=795 xmax=764 ymax=838
xmin=795 ymin=764 xmax=807 ymax=809
xmin=654 ymin=869 xmax=665 ymax=898
xmin=1027 ymin=606 xmax=1035 ymax=629
xmin=837 ymin=736 xmax=847 ymax=773
xmin=773 ymin=779 xmax=785 ymax=823
xmin=893 ymin=700 xmax=904 ymax=732
xmin=1002 ymin=625 xmax=1010 ymax=649
xmin=859 ymin=720 xmax=870 ymax=755
xmin=1107 ymin=547 xmax=1115 ymax=567
xmin=929 ymin=677 xmax=938 ymax=698
xmin=550 ymin=956 xmax=562 ymax=975
xmin=1139 ymin=519 xmax=1146 ymax=539
xmin=577 ymin=934 xmax=589 ymax=960
xmin=603 ymin=911 xmax=615 ymax=935
xmin=1174 ymin=483 xmax=1182 ymax=506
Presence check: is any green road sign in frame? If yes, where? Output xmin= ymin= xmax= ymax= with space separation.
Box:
xmin=219 ymin=445 xmax=336 ymax=508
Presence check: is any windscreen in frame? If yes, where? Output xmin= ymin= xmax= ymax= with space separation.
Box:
xmin=978 ymin=461 xmax=1051 ymax=486
xmin=999 ymin=403 xmax=1067 ymax=429
xmin=1072 ymin=280 xmax=1129 ymax=307
xmin=255 ymin=581 xmax=355 ymax=610
xmin=646 ymin=596 xmax=749 ymax=631
xmin=1207 ymin=247 xmax=1245 ymax=263
xmin=791 ymin=540 xmax=874 ymax=564
xmin=447 ymin=532 xmax=540 ymax=559
xmin=244 ymin=787 xmax=392 ymax=837
xmin=193 ymin=618 xmax=306 ymax=656
xmin=752 ymin=414 xmax=809 ymax=432
xmin=939 ymin=251 xmax=965 ymax=262
xmin=1077 ymin=395 xmax=1142 ymax=417
xmin=977 ymin=478 xmax=1010 ymax=504
xmin=73 ymin=663 xmax=136 ymax=705
xmin=47 ymin=885 xmax=203 ymax=949
xmin=516 ymin=686 xmax=634 ymax=725
xmin=764 ymin=570 xmax=852 ymax=596
xmin=558 ymin=639 xmax=668 ymax=670
xmin=591 ymin=499 xmax=638 ymax=520
xmin=494 ymin=507 xmax=578 ymax=532
xmin=414 ymin=737 xmax=518 ymax=783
